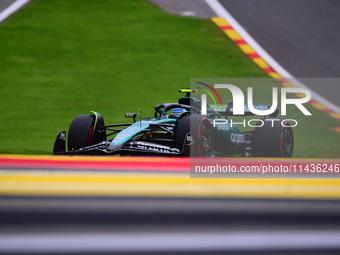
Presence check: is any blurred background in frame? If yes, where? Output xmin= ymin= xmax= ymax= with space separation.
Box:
xmin=0 ymin=0 xmax=339 ymax=254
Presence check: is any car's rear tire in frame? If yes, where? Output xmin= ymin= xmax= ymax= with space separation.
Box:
xmin=252 ymin=118 xmax=294 ymax=157
xmin=175 ymin=114 xmax=214 ymax=157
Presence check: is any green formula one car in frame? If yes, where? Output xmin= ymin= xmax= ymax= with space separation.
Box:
xmin=53 ymin=89 xmax=294 ymax=157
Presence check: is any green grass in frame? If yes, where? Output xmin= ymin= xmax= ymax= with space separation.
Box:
xmin=0 ymin=0 xmax=339 ymax=158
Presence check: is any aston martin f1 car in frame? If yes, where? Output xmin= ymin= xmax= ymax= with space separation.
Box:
xmin=53 ymin=89 xmax=294 ymax=157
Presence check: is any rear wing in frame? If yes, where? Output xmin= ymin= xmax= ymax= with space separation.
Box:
xmin=218 ymin=102 xmax=279 ymax=118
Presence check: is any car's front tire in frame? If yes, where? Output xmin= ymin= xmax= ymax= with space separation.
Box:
xmin=68 ymin=112 xmax=105 ymax=151
xmin=175 ymin=114 xmax=214 ymax=157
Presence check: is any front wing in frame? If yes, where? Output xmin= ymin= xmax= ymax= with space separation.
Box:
xmin=53 ymin=131 xmax=187 ymax=156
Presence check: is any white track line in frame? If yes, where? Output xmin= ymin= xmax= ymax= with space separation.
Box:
xmin=0 ymin=231 xmax=340 ymax=252
xmin=205 ymin=0 xmax=340 ymax=114
xmin=0 ymin=0 xmax=30 ymax=23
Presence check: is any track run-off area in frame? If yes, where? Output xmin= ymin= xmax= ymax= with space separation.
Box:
xmin=1 ymin=155 xmax=339 ymax=199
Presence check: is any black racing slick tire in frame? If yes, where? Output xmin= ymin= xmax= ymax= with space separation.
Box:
xmin=252 ymin=118 xmax=294 ymax=158
xmin=195 ymin=116 xmax=214 ymax=157
xmin=68 ymin=114 xmax=95 ymax=151
xmin=68 ymin=112 xmax=106 ymax=151
xmin=176 ymin=114 xmax=214 ymax=157
xmin=175 ymin=115 xmax=190 ymax=155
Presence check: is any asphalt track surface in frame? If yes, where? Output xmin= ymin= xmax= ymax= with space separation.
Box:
xmin=218 ymin=0 xmax=340 ymax=108
xmin=0 ymin=0 xmax=16 ymax=12
xmin=218 ymin=0 xmax=340 ymax=78
xmin=149 ymin=0 xmax=215 ymax=18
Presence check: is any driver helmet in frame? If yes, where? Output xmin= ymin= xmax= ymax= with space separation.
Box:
xmin=170 ymin=108 xmax=187 ymax=117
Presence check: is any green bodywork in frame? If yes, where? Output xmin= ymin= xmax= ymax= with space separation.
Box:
xmin=110 ymin=95 xmax=246 ymax=156
xmin=111 ymin=118 xmax=177 ymax=146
